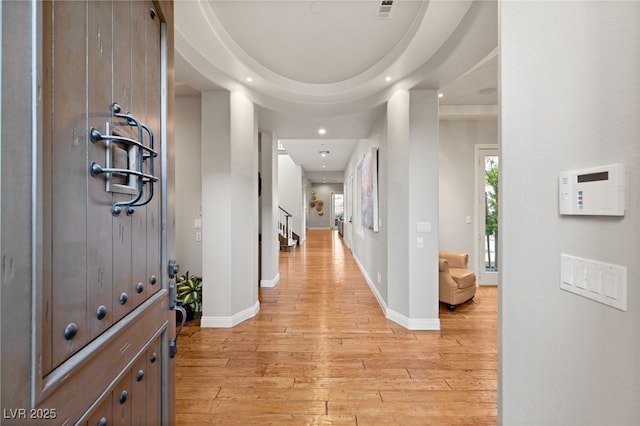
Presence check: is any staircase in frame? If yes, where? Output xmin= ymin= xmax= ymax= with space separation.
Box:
xmin=279 ymin=207 xmax=297 ymax=251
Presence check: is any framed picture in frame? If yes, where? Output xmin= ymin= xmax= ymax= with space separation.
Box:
xmin=358 ymin=147 xmax=379 ymax=232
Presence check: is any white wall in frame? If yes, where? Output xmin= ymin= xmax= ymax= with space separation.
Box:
xmin=439 ymin=119 xmax=497 ymax=270
xmin=500 ymin=2 xmax=640 ymax=424
xmin=259 ymin=132 xmax=280 ymax=287
xmin=387 ymin=90 xmax=411 ymax=316
xmin=406 ymin=90 xmax=440 ymax=325
xmin=175 ymin=95 xmax=203 ymax=276
xmin=278 ymin=153 xmax=304 ymax=239
xmin=307 ymin=183 xmax=342 ymax=229
xmin=200 ymin=91 xmax=259 ymax=326
xmin=229 ymin=91 xmax=260 ymax=315
xmin=345 ymin=112 xmax=388 ymax=306
xmin=347 ymin=90 xmax=440 ymax=330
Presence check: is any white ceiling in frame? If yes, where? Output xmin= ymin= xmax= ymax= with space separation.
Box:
xmin=174 ymin=0 xmax=498 ymax=183
xmin=210 ymin=1 xmax=426 ymax=85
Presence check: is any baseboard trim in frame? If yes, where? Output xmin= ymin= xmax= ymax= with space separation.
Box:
xmin=200 ymin=300 xmax=260 ymax=328
xmin=352 ymin=253 xmax=440 ymax=331
xmin=352 ymin=254 xmax=387 ymax=316
xmin=260 ymin=272 xmax=280 ymax=288
xmin=386 ymin=309 xmax=441 ymax=330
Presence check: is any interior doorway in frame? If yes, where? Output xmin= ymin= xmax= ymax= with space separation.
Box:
xmin=476 ymin=145 xmax=499 ymax=285
xmin=345 ymin=174 xmax=354 ymax=248
xmin=331 ymin=193 xmax=344 ymax=230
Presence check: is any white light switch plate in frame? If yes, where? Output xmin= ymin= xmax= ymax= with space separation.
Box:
xmin=561 ymin=254 xmax=627 ymax=311
xmin=417 ymin=221 xmax=431 ymax=232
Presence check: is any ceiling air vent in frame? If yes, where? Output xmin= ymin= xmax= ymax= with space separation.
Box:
xmin=376 ymin=0 xmax=394 ymax=20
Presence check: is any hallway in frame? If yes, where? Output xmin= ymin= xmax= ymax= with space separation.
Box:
xmin=175 ymin=229 xmax=497 ymax=425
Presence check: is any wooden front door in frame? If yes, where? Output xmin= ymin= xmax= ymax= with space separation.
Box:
xmin=1 ymin=1 xmax=174 ymax=424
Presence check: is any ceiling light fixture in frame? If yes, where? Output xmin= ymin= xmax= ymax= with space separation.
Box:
xmin=385 ymin=76 xmax=392 ymax=82
xmin=319 ymin=150 xmax=330 ymax=157
xmin=438 ymin=92 xmax=444 ymax=98
xmin=318 ymin=128 xmax=327 ymax=135
xmin=246 ymin=77 xmax=253 ymax=83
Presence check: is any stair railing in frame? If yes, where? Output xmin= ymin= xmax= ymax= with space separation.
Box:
xmin=278 ymin=206 xmax=293 ymax=245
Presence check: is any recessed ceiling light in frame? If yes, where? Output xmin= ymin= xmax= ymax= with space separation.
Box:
xmin=385 ymin=76 xmax=392 ymax=82
xmin=318 ymin=127 xmax=327 ymax=135
xmin=438 ymin=92 xmax=444 ymax=98
xmin=319 ymin=150 xmax=330 ymax=157
xmin=246 ymin=77 xmax=253 ymax=83
xmin=322 ymin=165 xmax=326 ymax=168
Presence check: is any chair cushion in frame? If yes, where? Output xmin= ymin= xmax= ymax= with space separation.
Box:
xmin=449 ymin=268 xmax=476 ymax=289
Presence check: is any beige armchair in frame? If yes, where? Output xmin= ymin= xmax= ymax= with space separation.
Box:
xmin=438 ymin=251 xmax=477 ymax=310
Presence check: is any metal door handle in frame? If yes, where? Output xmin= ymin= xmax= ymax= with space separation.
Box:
xmin=167 ymin=262 xmax=186 ymax=357
xmin=88 ymin=102 xmax=159 ymax=216
xmin=168 ymin=275 xmax=186 ymax=358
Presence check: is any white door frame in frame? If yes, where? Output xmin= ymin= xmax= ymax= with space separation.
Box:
xmin=475 ymin=144 xmax=499 ymax=285
xmin=346 ymin=174 xmax=354 ymax=249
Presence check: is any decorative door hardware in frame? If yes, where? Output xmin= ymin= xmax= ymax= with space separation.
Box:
xmin=96 ymin=305 xmax=107 ymax=320
xmin=63 ymin=323 xmax=78 ymax=341
xmin=89 ymin=103 xmax=158 ymax=216
xmin=168 ymin=262 xmax=186 ymax=358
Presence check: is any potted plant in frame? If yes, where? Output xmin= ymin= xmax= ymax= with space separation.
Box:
xmin=176 ymin=271 xmax=202 ymax=321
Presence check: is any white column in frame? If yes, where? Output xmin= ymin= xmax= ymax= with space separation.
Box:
xmin=200 ymin=91 xmax=259 ymax=327
xmin=259 ymin=132 xmax=280 ymax=287
xmin=386 ymin=89 xmax=440 ymax=330
xmin=408 ymin=90 xmax=440 ymax=324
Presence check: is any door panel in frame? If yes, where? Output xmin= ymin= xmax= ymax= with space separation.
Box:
xmin=87 ymin=0 xmax=116 ymax=342
xmin=86 ymin=393 xmax=113 ymax=426
xmin=36 ymin=1 xmax=174 ymax=424
xmin=112 ymin=0 xmax=135 ymax=323
xmin=145 ymin=4 xmax=163 ymax=302
xmin=131 ymin=0 xmax=150 ymax=310
xmin=50 ymin=0 xmax=89 ymax=371
xmin=145 ymin=338 xmax=163 ymax=425
xmin=131 ymin=354 xmax=148 ymax=426
xmin=113 ymin=370 xmax=133 ymax=424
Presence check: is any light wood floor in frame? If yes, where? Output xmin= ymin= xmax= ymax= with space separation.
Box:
xmin=176 ymin=229 xmax=497 ymax=425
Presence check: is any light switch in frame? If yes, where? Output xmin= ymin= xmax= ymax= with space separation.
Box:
xmin=561 ymin=257 xmax=574 ymax=285
xmin=589 ymin=266 xmax=602 ymax=294
xmin=194 ymin=219 xmax=202 ymax=229
xmin=576 ymin=265 xmax=587 ymax=289
xmin=417 ymin=222 xmax=431 ymax=233
xmin=560 ymin=254 xmax=627 ymax=311
xmin=466 ymin=216 xmax=472 ymax=224
xmin=195 ymin=231 xmax=202 ymax=242
xmin=416 ymin=237 xmax=424 ymax=248
xmin=604 ymin=272 xmax=617 ymax=299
